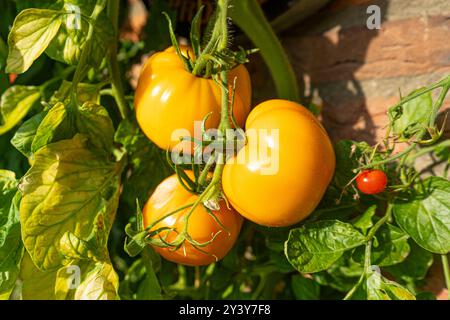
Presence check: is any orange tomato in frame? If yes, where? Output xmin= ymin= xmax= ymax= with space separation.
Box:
xmin=134 ymin=47 xmax=252 ymax=150
xmin=142 ymin=173 xmax=243 ymax=266
xmin=222 ymin=100 xmax=335 ymax=227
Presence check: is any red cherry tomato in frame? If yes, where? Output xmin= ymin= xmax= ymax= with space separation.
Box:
xmin=9 ymin=73 xmax=17 ymax=84
xmin=356 ymin=170 xmax=387 ymax=194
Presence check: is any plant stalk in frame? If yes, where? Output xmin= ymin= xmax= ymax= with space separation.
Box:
xmin=71 ymin=0 xmax=107 ymax=92
xmin=107 ymin=0 xmax=129 ymax=119
xmin=230 ymin=0 xmax=300 ymax=102
xmin=192 ymin=0 xmax=230 ymax=76
xmin=344 ymin=203 xmax=393 ymax=300
xmin=442 ymin=254 xmax=450 ymax=300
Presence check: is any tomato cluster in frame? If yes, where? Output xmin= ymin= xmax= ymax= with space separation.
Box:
xmin=134 ymin=47 xmax=336 ymax=265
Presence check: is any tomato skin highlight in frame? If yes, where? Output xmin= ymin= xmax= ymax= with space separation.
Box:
xmin=222 ymin=100 xmax=336 ymax=227
xmin=142 ymin=173 xmax=243 ymax=266
xmin=134 ymin=47 xmax=252 ymax=150
xmin=356 ymin=170 xmax=387 ymax=195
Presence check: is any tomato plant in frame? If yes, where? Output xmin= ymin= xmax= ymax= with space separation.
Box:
xmin=0 ymin=0 xmax=449 ymax=302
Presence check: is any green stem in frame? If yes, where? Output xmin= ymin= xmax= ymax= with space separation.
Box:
xmin=408 ymin=139 xmax=450 ymax=162
xmin=429 ymin=82 xmax=450 ymax=127
xmin=366 ymin=203 xmax=393 ymax=240
xmin=343 ymin=272 xmax=365 ymax=300
xmin=251 ymin=274 xmax=268 ymax=300
xmin=344 ymin=204 xmax=393 ymax=300
xmin=107 ymin=0 xmax=128 ymax=119
xmin=230 ymin=0 xmax=300 ymax=102
xmin=359 ymin=141 xmax=420 ymax=170
xmin=206 ymin=70 xmax=231 ymax=195
xmin=192 ymin=0 xmax=229 ymax=76
xmin=442 ymin=254 xmax=450 ymax=300
xmin=218 ymin=70 xmax=231 ymax=131
xmin=390 ymin=76 xmax=449 ymax=111
xmin=363 ymin=75 xmax=450 ymax=169
xmin=217 ymin=0 xmax=228 ymax=51
xmin=198 ymin=153 xmax=217 ymax=187
xmin=71 ymin=0 xmax=107 ymax=92
xmin=344 ymin=242 xmax=372 ymax=300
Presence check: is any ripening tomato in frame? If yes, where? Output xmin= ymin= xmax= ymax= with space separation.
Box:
xmin=222 ymin=100 xmax=335 ymax=227
xmin=134 ymin=47 xmax=252 ymax=150
xmin=142 ymin=172 xmax=243 ymax=266
xmin=356 ymin=170 xmax=387 ymax=194
xmin=9 ymin=73 xmax=17 ymax=84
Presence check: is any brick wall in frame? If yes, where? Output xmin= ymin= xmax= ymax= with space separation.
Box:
xmin=252 ymin=0 xmax=450 ymax=144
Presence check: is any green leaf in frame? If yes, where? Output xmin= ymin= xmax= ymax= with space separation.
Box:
xmin=119 ymin=253 xmax=162 ymax=300
xmin=354 ymin=224 xmax=410 ymax=267
xmin=270 ymin=250 xmax=295 ymax=273
xmin=434 ymin=142 xmax=450 ymax=163
xmin=332 ymin=140 xmax=374 ymax=188
xmin=393 ymin=177 xmax=450 ymax=254
xmin=313 ymin=252 xmax=364 ymax=293
xmin=19 ymin=134 xmax=121 ymax=270
xmin=32 ymin=100 xmax=114 ymax=153
xmin=50 ymin=80 xmax=101 ymax=105
xmin=365 ymin=269 xmax=416 ymax=300
xmin=31 ymin=102 xmax=75 ymax=153
xmin=58 ymin=232 xmax=98 ymax=261
xmin=190 ymin=6 xmax=204 ymax=59
xmin=389 ymin=91 xmax=433 ymax=139
xmin=385 ymin=240 xmax=433 ymax=282
xmin=19 ymin=252 xmax=58 ymax=300
xmin=415 ymin=292 xmax=436 ymax=300
xmin=139 ymin=248 xmax=163 ymax=300
xmin=0 ymin=85 xmax=41 ymax=135
xmin=19 ymin=254 xmax=119 ymax=300
xmin=115 ymin=119 xmax=171 ymax=209
xmin=55 ymin=260 xmax=119 ymax=300
xmin=352 ymin=205 xmax=376 ymax=234
xmin=10 ymin=112 xmax=45 ymax=157
xmin=76 ymin=102 xmax=114 ymax=153
xmin=0 ymin=171 xmax=22 ymax=300
xmin=371 ymin=224 xmax=410 ymax=266
xmin=45 ymin=1 xmax=113 ymax=67
xmin=14 ymin=0 xmax=62 ymax=11
xmin=285 ymin=220 xmax=366 ymax=273
xmin=143 ymin=0 xmax=175 ymax=52
xmin=291 ymin=275 xmax=320 ymax=300
xmin=6 ymin=9 xmax=62 ymax=74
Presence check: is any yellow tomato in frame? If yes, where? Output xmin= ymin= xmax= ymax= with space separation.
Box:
xmin=134 ymin=47 xmax=252 ymax=150
xmin=222 ymin=100 xmax=335 ymax=227
xmin=142 ymin=173 xmax=243 ymax=266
